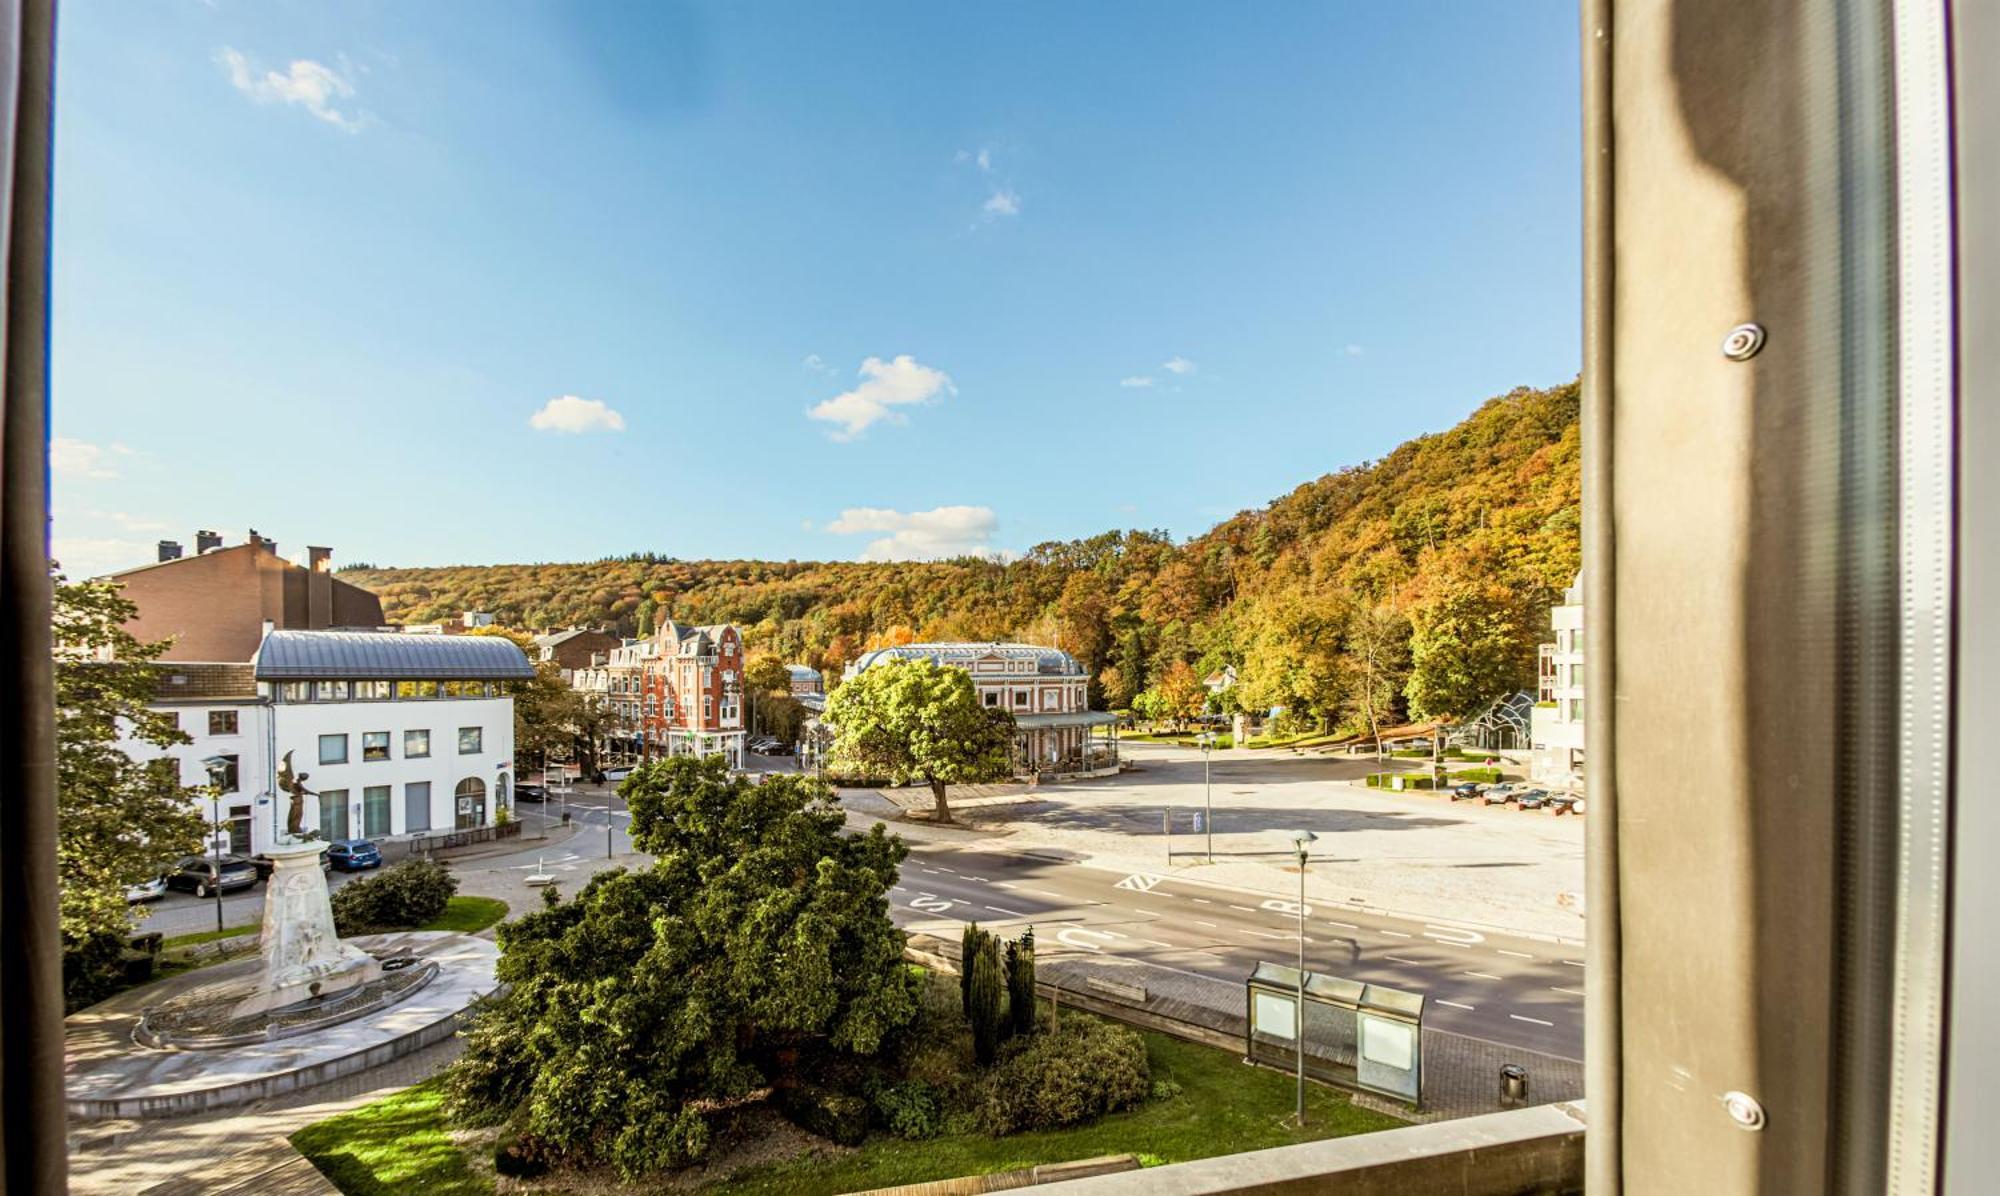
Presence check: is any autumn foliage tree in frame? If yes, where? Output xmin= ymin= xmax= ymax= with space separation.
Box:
xmin=823 ymin=656 xmax=1015 ymax=822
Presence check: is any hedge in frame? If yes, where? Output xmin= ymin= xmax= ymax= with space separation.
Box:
xmin=1449 ymin=768 xmax=1504 ymax=784
xmin=1364 ymin=773 xmax=1437 ymax=790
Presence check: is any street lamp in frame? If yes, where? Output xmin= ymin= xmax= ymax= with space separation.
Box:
xmin=201 ymin=756 xmax=232 ymax=934
xmin=1198 ymin=730 xmax=1217 ymax=862
xmin=1289 ymin=827 xmax=1319 ymax=1126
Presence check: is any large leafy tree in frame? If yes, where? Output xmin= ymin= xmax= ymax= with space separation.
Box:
xmin=1156 ymin=659 xmax=1208 ymax=729
xmin=1403 ymin=580 xmax=1536 ymax=721
xmin=823 ymin=656 xmax=1014 ymax=822
xmin=447 ymin=757 xmax=917 ymax=1178
xmin=506 ymin=661 xmax=593 ymax=768
xmin=53 ymin=574 xmax=205 ymax=950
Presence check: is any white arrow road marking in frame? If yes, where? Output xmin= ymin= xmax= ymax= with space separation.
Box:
xmin=1261 ymin=899 xmax=1313 ymax=917
xmin=1055 ymin=927 xmax=1116 ymax=952
xmin=908 ymin=893 xmax=957 ymax=914
xmin=1114 ymin=873 xmax=1165 ymax=892
xmin=1423 ymin=924 xmax=1487 ymax=947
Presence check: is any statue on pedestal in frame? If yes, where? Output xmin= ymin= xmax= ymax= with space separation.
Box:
xmin=276 ymin=751 xmax=320 ymax=843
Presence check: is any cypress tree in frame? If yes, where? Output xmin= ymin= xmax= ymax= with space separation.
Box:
xmin=960 ymin=922 xmax=985 ymax=1014
xmin=969 ymin=936 xmax=1005 ymax=1066
xmin=1005 ymin=926 xmax=1037 ymax=1037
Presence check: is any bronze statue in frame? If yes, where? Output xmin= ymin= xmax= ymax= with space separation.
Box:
xmin=276 ymin=750 xmax=319 ymax=841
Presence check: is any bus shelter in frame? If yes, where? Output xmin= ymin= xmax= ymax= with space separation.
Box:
xmin=1245 ymin=961 xmax=1425 ymax=1105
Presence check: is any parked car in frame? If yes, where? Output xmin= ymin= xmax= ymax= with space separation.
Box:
xmin=250 ymin=851 xmax=330 ymax=882
xmin=326 ymin=839 xmax=384 ymax=872
xmin=164 ymin=854 xmax=259 ymax=898
xmin=1451 ymin=781 xmax=1486 ymax=801
xmin=1481 ymin=784 xmax=1518 ymax=805
xmin=125 ymin=875 xmax=167 ymax=903
xmin=1513 ymin=789 xmax=1552 ymax=810
xmin=515 ymin=783 xmax=547 ymax=803
xmin=1547 ymin=793 xmax=1584 ymax=815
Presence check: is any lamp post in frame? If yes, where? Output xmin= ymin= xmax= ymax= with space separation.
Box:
xmin=1198 ymin=730 xmax=1216 ymax=862
xmin=1290 ymin=828 xmax=1319 ymax=1126
xmin=201 ymin=757 xmax=231 ymax=934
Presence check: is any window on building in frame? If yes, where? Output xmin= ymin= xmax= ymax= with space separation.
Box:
xmin=404 ymin=781 xmax=432 ymax=832
xmin=453 ymin=776 xmax=487 ymax=830
xmin=363 ymin=731 xmax=390 ymax=762
xmin=161 ymin=710 xmax=179 ymax=731
xmin=1568 ymin=697 xmax=1584 ymax=722
xmin=405 ymin=729 xmax=431 ymax=758
xmin=316 ymin=680 xmax=351 ymax=701
xmin=1041 ymin=689 xmax=1058 ymax=710
xmin=1014 ymin=690 xmax=1029 ymax=707
xmin=354 ymin=680 xmax=390 ymax=700
xmin=703 ymin=695 xmax=714 ymax=721
xmin=207 ymin=709 xmax=237 ymax=735
xmin=362 ymin=785 xmax=392 ymax=836
xmin=227 ymin=804 xmax=251 ymax=854
xmin=318 ymin=733 xmax=348 ymax=765
xmin=397 ymin=680 xmax=440 ymax=700
xmin=213 ymin=753 xmax=239 ymax=793
xmin=318 ymin=789 xmax=350 ymax=840
xmin=984 ymin=690 xmax=998 ymax=707
xmin=458 ymin=726 xmax=483 ymax=755
xmin=282 ymin=682 xmax=311 ymax=702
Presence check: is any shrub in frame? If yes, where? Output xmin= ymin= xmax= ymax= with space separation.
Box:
xmin=1005 ymin=928 xmax=1037 ymax=1038
xmin=331 ymin=858 xmax=458 ymax=935
xmin=968 ymin=935 xmax=1005 ymax=1066
xmin=492 ymin=1119 xmax=554 ymax=1178
xmin=869 ymin=1079 xmax=942 ymax=1139
xmin=1150 ymin=1078 xmax=1185 ymax=1101
xmin=778 ymin=1084 xmax=870 ymax=1147
xmin=1450 ymin=767 xmax=1504 ymax=784
xmin=978 ymin=1018 xmax=1149 ymax=1134
xmin=1365 ymin=772 xmax=1436 ymax=790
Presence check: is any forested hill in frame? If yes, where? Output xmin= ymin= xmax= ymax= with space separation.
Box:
xmin=344 ymin=380 xmax=1580 ymax=731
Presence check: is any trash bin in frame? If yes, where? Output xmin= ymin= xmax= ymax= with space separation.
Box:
xmin=1501 ymin=1064 xmax=1529 ymax=1105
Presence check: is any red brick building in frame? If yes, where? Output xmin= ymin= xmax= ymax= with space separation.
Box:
xmin=640 ymin=622 xmax=745 ymax=767
xmin=105 ymin=531 xmax=384 ymax=662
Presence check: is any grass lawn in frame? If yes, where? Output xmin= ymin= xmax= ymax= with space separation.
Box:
xmin=161 ymin=923 xmax=257 ymax=948
xmin=292 ymin=1079 xmax=491 ymax=1196
xmin=1119 ymin=731 xmax=1234 ymax=748
xmin=710 ymin=1026 xmax=1404 ymax=1195
xmin=421 ymin=895 xmax=510 ymax=934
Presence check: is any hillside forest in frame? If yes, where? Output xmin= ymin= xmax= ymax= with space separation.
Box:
xmin=345 ymin=382 xmax=1581 ymax=734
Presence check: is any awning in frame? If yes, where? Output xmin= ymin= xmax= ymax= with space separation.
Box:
xmin=1010 ymin=711 xmax=1120 ymax=730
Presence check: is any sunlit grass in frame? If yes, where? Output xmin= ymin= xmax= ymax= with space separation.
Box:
xmin=421 ymin=895 xmax=510 ymax=934
xmin=292 ymin=1080 xmax=490 ymax=1196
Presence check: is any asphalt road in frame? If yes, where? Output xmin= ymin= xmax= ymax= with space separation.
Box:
xmin=886 ymin=840 xmax=1583 ymax=1059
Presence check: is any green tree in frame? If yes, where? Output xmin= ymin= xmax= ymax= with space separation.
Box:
xmin=968 ymin=933 xmax=1005 ymax=1066
xmin=446 ymin=757 xmax=917 ymax=1178
xmin=1006 ymin=926 xmax=1038 ymax=1038
xmin=1345 ymin=603 xmax=1411 ymax=757
xmin=823 ymin=657 xmax=1015 ymax=823
xmin=635 ymin=597 xmax=656 ymax=637
xmin=1157 ymin=659 xmax=1207 ymax=730
xmin=507 ymin=662 xmax=590 ymax=768
xmin=53 ymin=574 xmax=206 ymax=987
xmin=1404 ymin=581 xmax=1535 ymax=721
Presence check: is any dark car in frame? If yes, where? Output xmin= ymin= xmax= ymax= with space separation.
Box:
xmin=515 ymin=783 xmax=547 ymax=803
xmin=1513 ymin=788 xmax=1552 ymax=810
xmin=1546 ymin=793 xmax=1584 ymax=815
xmin=1451 ymin=781 xmax=1486 ymax=801
xmin=164 ymin=854 xmax=259 ymax=898
xmin=326 ymin=839 xmax=384 ymax=872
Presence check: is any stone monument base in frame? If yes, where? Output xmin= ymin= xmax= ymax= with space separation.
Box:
xmin=235 ymin=839 xmax=379 ymax=1017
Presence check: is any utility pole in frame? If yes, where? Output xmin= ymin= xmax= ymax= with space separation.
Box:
xmin=1290 ymin=829 xmax=1318 ymax=1126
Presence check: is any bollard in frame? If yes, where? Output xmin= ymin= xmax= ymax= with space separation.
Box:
xmin=1500 ymin=1064 xmax=1529 ymax=1106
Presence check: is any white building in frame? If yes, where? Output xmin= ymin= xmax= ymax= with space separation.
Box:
xmin=1531 ymin=573 xmax=1586 ymax=788
xmin=843 ymin=642 xmax=1118 ymax=775
xmin=126 ymin=629 xmax=533 ymax=855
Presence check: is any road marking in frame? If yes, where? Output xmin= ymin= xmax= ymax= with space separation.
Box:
xmin=1190 ymin=898 xmax=1213 ymax=905
xmin=993 ymin=882 xmax=1019 ymax=890
xmin=1436 ymin=999 xmax=1477 ymax=1011
xmin=919 ymin=868 xmax=942 ymax=875
xmin=1055 ymin=927 xmax=1115 ymax=952
xmin=1324 ymin=920 xmax=1358 ymax=930
xmin=1228 ymin=904 xmax=1258 ymax=913
xmin=891 ymin=886 xmax=907 ymax=893
xmin=1245 ymin=930 xmax=1291 ymax=941
xmin=1385 ymin=955 xmax=1425 ymax=965
xmin=983 ymin=905 xmax=1024 ymax=917
xmin=935 ymin=865 xmax=956 ymax=873
xmin=967 ymin=876 xmax=990 ymax=883
xmin=1423 ymin=925 xmax=1486 ymax=947
xmin=1193 ymin=920 xmax=1218 ymax=928
xmin=1562 ymin=959 xmax=1585 ymax=968
xmin=1115 ymin=873 xmax=1166 ymax=893
xmin=1136 ymin=939 xmax=1174 ymax=949
xmin=1510 ymin=1013 xmax=1555 ymax=1027
xmin=1262 ymin=899 xmax=1313 ymax=917
xmin=1496 ymin=949 xmax=1535 ymax=959
xmin=1026 ymin=889 xmax=1064 ymax=899
xmin=1462 ymin=971 xmax=1502 ymax=981
xmin=1551 ymin=986 xmax=1586 ymax=996
xmin=1380 ymin=930 xmax=1412 ymax=939
xmin=909 ymin=893 xmax=957 ymax=914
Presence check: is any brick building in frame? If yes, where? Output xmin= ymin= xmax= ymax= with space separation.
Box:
xmin=533 ymin=627 xmax=621 ymax=673
xmin=105 ymin=530 xmax=384 ymax=662
xmin=640 ymin=622 xmax=746 ymax=767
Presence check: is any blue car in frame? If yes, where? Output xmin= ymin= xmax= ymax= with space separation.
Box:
xmin=326 ymin=839 xmax=383 ymax=871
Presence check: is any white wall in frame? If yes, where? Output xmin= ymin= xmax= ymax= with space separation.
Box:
xmin=273 ymin=695 xmax=514 ymax=844
xmin=121 ymin=702 xmax=273 ymax=856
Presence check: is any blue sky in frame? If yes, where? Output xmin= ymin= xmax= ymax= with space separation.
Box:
xmin=51 ymin=2 xmax=1578 ymax=575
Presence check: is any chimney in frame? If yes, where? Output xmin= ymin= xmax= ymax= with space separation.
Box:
xmin=157 ymin=540 xmax=183 ymax=562
xmin=195 ymin=529 xmax=222 ymax=554
xmin=247 ymin=528 xmax=275 ymax=555
xmin=306 ymin=546 xmax=333 ymax=628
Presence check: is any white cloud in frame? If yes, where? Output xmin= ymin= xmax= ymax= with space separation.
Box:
xmin=825 ymin=505 xmax=1004 ymax=562
xmin=977 ymin=148 xmax=992 ymax=172
xmin=807 ymin=355 xmax=955 ymax=441
xmin=216 ymin=47 xmax=365 ymax=131
xmin=51 ymin=536 xmax=152 ymax=579
xmin=802 ymin=353 xmax=835 ymax=374
xmin=50 ymin=437 xmax=131 ymax=478
xmin=529 ymin=395 xmax=626 ymax=434
xmin=1345 ymin=343 xmax=1366 ymax=356
xmin=1118 ymin=376 xmax=1154 ymax=389
xmin=983 ymin=189 xmax=1021 ymax=217
xmin=1162 ymin=356 xmax=1196 ymax=375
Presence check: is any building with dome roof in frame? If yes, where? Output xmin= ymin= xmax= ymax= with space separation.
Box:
xmin=843 ymin=642 xmax=1119 ymax=775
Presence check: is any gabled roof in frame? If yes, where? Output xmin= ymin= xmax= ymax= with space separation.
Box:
xmin=850 ymin=642 xmax=1083 ymax=677
xmin=535 ymin=628 xmax=610 ymax=648
xmin=152 ymin=662 xmax=259 ymax=701
xmin=254 ymin=630 xmax=535 ymax=681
